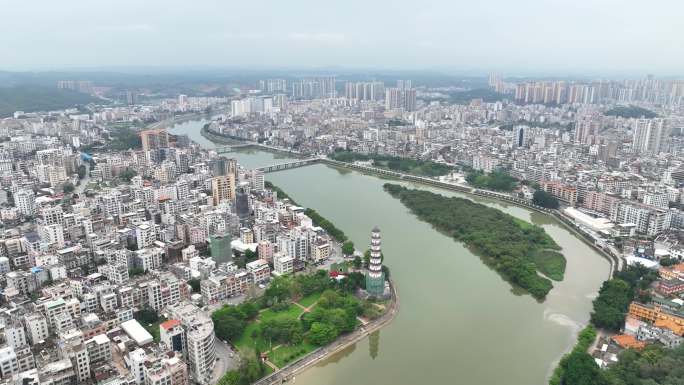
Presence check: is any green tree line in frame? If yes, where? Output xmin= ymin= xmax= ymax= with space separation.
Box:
xmin=465 ymin=169 xmax=518 ymax=191
xmin=330 ymin=150 xmax=453 ymax=177
xmin=384 ymin=183 xmax=564 ymax=299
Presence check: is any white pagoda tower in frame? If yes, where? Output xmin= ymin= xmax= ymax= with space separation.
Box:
xmin=366 ymin=226 xmax=385 ymax=297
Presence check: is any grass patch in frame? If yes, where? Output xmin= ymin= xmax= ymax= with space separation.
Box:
xmin=297 ymin=292 xmax=322 ymax=308
xmin=259 ymin=305 xmax=303 ymax=322
xmin=141 ymin=318 xmax=165 ymax=343
xmin=234 ymin=304 xmax=304 ymax=353
xmin=233 ymin=322 xmax=268 ymax=352
xmin=268 ymin=342 xmax=316 ymax=368
xmin=529 ymin=249 xmax=566 ymax=281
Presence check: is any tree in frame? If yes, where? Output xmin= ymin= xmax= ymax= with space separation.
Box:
xmin=562 ymin=350 xmax=608 ymax=385
xmin=352 ymin=256 xmax=362 ymax=269
xmin=244 ymin=249 xmax=258 ymax=263
xmin=465 ymin=170 xmax=518 ymax=191
xmin=264 ymin=276 xmax=292 ymax=305
xmin=119 ymin=168 xmax=137 ymax=182
xmin=342 ymin=241 xmax=355 ymax=256
xmin=188 ymin=278 xmax=201 ymax=293
xmin=77 ymin=165 xmax=87 ymax=179
xmin=590 ymin=278 xmax=632 ymax=331
xmin=129 ymin=267 xmax=146 ymax=277
xmin=214 ymin=316 xmax=246 ymax=342
xmin=134 ymin=308 xmax=159 ymax=324
xmin=532 ymin=190 xmax=560 ymax=209
xmin=307 ymin=322 xmax=338 ymax=346
xmin=63 ymin=182 xmax=75 ymax=193
xmin=659 ymin=256 xmax=679 ymax=267
xmin=260 ymin=315 xmax=302 ymax=345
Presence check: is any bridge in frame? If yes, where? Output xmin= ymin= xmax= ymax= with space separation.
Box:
xmin=214 ymin=143 xmax=255 ymax=153
xmin=215 ymin=143 xmax=304 ymax=155
xmin=257 ymin=158 xmax=321 ymax=173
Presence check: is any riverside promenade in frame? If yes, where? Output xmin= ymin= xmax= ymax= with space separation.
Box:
xmin=252 ymin=281 xmax=399 ymax=385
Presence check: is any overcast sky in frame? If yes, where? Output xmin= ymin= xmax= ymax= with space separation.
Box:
xmin=2 ymin=0 xmax=682 ymax=76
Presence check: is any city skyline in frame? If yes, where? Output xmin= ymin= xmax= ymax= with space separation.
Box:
xmin=1 ymin=0 xmax=683 ymax=75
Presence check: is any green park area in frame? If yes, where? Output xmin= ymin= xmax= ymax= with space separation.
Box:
xmin=213 ymin=270 xmax=385 ymax=385
xmin=465 ymin=169 xmax=518 ymax=191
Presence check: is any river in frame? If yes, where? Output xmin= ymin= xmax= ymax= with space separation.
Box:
xmin=169 ymin=118 xmax=610 ymax=385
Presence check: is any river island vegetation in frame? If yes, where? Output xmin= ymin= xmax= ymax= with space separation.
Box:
xmin=329 ymin=150 xmax=453 ymax=177
xmin=383 ymin=183 xmax=565 ymax=299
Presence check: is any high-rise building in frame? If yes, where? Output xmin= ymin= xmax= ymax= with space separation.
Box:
xmin=396 ymin=79 xmax=412 ymax=90
xmin=210 ymin=158 xmax=237 ymax=178
xmin=515 ymin=125 xmax=526 ymax=148
xmin=140 ymin=129 xmax=170 ymax=152
xmin=365 ymin=227 xmax=385 ymax=297
xmin=209 ymin=233 xmax=232 ymax=264
xmin=165 ymin=303 xmax=215 ymax=385
xmin=211 ymin=175 xmax=235 ymax=206
xmin=290 ymin=76 xmax=336 ymax=99
xmin=385 ymin=88 xmax=403 ymax=110
xmin=14 ymin=190 xmax=35 ymax=217
xmin=403 ymin=88 xmax=417 ymax=111
xmin=250 ymin=170 xmax=265 ymax=191
xmin=385 ymin=85 xmax=416 ymax=111
xmin=178 ymin=94 xmax=188 ymax=110
xmin=632 ymin=118 xmax=669 ymax=155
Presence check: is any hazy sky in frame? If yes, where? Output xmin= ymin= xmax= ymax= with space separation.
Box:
xmin=2 ymin=0 xmax=683 ymax=76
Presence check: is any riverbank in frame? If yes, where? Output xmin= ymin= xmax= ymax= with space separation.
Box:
xmin=253 ymin=280 xmax=399 ymax=385
xmin=146 ymin=108 xmax=229 ymax=131
xmin=200 ymin=124 xmax=305 ymax=157
xmin=316 ymin=158 xmax=620 ymax=278
xmin=202 ymin=131 xmax=619 ymax=279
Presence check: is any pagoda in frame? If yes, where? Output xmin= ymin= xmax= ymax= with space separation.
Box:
xmin=365 ymin=226 xmax=385 ymax=297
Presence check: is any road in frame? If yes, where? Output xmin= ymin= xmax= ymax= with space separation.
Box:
xmin=75 ymin=162 xmax=90 ymax=195
xmin=212 ymin=338 xmax=240 ymax=383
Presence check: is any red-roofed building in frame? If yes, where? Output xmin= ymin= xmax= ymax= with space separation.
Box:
xmin=159 ymin=319 xmax=185 ymax=353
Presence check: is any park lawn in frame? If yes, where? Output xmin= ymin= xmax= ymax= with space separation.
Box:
xmin=233 ymin=322 xmax=269 ymax=353
xmin=235 ymin=305 xmax=305 ymax=353
xmin=268 ymin=342 xmax=317 ymax=368
xmin=297 ymin=292 xmax=322 ymax=308
xmin=529 ymin=249 xmax=566 ymax=281
xmin=259 ymin=305 xmax=304 ymax=322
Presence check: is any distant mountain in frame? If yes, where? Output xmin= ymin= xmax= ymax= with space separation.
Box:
xmin=0 ymin=86 xmax=101 ymax=117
